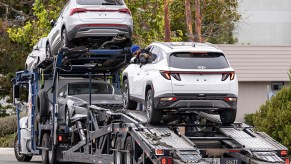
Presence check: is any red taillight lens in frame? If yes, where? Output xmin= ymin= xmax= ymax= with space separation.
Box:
xmin=171 ymin=73 xmax=181 ymax=81
xmin=118 ymin=8 xmax=131 ymax=15
xmin=281 ymin=150 xmax=288 ymax=156
xmin=230 ymin=72 xmax=235 ymax=80
xmin=222 ymin=72 xmax=235 ymax=81
xmin=161 ymin=158 xmax=172 ymax=164
xmin=70 ymin=8 xmax=87 ymax=16
xmin=285 ymin=158 xmax=290 ymax=164
xmin=160 ymin=71 xmax=171 ymax=80
xmin=58 ymin=135 xmax=63 ymax=142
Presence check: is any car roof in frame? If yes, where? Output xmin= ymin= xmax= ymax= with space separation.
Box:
xmin=150 ymin=42 xmax=223 ymax=54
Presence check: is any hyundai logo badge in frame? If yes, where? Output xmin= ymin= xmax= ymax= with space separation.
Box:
xmin=197 ymin=66 xmax=206 ymax=69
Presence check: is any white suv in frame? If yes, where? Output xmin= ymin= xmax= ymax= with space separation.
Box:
xmin=122 ymin=42 xmax=238 ymax=125
xmin=46 ymin=0 xmax=133 ymax=56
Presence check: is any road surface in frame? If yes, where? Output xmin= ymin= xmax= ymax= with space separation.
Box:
xmin=0 ymin=148 xmax=41 ymax=164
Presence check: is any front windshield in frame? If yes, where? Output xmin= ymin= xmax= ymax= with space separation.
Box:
xmin=68 ymin=83 xmax=113 ymax=95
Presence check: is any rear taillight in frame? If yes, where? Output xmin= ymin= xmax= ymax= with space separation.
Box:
xmin=281 ymin=150 xmax=288 ymax=156
xmin=70 ymin=8 xmax=87 ymax=16
xmin=118 ymin=8 xmax=131 ymax=15
xmin=221 ymin=72 xmax=235 ymax=81
xmin=161 ymin=157 xmax=173 ymax=164
xmin=160 ymin=71 xmax=171 ymax=80
xmin=171 ymin=73 xmax=181 ymax=81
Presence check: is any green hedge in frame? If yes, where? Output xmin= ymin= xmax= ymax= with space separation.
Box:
xmin=252 ymin=86 xmax=291 ymax=150
xmin=0 ymin=115 xmax=17 ymax=137
xmin=0 ymin=133 xmax=16 ymax=147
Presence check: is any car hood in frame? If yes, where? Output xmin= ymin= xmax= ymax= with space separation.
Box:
xmin=68 ymin=94 xmax=122 ymax=105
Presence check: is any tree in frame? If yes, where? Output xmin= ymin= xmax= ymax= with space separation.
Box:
xmin=185 ymin=0 xmax=194 ymax=42
xmin=194 ymin=0 xmax=202 ymax=42
xmin=164 ymin=0 xmax=171 ymax=41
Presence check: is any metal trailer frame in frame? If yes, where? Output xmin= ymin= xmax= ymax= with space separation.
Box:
xmin=13 ymin=47 xmax=290 ymax=164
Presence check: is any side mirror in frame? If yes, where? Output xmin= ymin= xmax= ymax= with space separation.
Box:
xmin=130 ymin=57 xmax=136 ymax=64
xmin=33 ymin=45 xmax=39 ymax=50
xmin=13 ymin=85 xmax=20 ymax=105
xmin=50 ymin=19 xmax=55 ymax=28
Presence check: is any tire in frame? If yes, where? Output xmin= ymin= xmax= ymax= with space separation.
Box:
xmin=123 ymin=79 xmax=137 ymax=110
xmin=145 ymin=89 xmax=163 ymax=124
xmin=37 ymin=91 xmax=50 ymax=123
xmin=219 ymin=109 xmax=237 ymax=125
xmin=114 ymin=137 xmax=123 ymax=164
xmin=14 ymin=134 xmax=33 ymax=162
xmin=42 ymin=133 xmax=49 ymax=164
xmin=61 ymin=28 xmax=73 ymax=49
xmin=46 ymin=43 xmax=52 ymax=58
xmin=123 ymin=136 xmax=133 ymax=164
xmin=42 ymin=133 xmax=58 ymax=164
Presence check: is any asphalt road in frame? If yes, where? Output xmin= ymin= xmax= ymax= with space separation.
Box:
xmin=0 ymin=148 xmax=41 ymax=164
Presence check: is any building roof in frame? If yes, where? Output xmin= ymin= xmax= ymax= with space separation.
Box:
xmin=217 ymin=45 xmax=291 ymax=81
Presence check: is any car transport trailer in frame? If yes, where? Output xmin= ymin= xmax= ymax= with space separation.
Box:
xmin=12 ymin=47 xmax=290 ymax=164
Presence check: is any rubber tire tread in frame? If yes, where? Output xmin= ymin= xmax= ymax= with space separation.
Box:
xmin=14 ymin=134 xmax=33 ymax=162
xmin=123 ymin=79 xmax=137 ymax=110
xmin=146 ymin=89 xmax=163 ymax=124
xmin=37 ymin=90 xmax=50 ymax=120
xmin=220 ymin=108 xmax=237 ymax=125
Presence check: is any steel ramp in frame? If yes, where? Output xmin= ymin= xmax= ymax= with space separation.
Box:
xmin=252 ymin=152 xmax=284 ymax=163
xmin=127 ymin=110 xmax=148 ymax=123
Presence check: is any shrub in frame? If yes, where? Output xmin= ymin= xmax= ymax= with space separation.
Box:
xmin=244 ymin=113 xmax=255 ymax=126
xmin=253 ymin=86 xmax=291 ymax=150
xmin=0 ymin=115 xmax=17 ymax=137
xmin=0 ymin=133 xmax=16 ymax=147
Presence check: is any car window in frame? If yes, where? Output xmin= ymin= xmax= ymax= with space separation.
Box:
xmin=169 ymin=52 xmax=229 ymax=69
xmin=150 ymin=46 xmax=164 ymax=64
xmin=58 ymin=85 xmax=67 ymax=96
xmin=68 ymin=83 xmax=113 ymax=95
xmin=76 ymin=0 xmax=124 ymax=5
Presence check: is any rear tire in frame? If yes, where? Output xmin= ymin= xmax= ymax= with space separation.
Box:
xmin=123 ymin=79 xmax=137 ymax=110
xmin=61 ymin=28 xmax=73 ymax=49
xmin=145 ymin=89 xmax=163 ymax=124
xmin=14 ymin=134 xmax=33 ymax=162
xmin=220 ymin=109 xmax=237 ymax=125
xmin=123 ymin=136 xmax=134 ymax=164
xmin=37 ymin=91 xmax=50 ymax=124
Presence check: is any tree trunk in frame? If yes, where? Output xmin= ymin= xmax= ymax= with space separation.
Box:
xmin=164 ymin=0 xmax=171 ymax=42
xmin=185 ymin=0 xmax=194 ymax=42
xmin=194 ymin=0 xmax=202 ymax=42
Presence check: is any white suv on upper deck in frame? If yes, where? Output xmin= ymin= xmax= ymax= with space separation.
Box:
xmin=122 ymin=42 xmax=238 ymax=125
xmin=46 ymin=0 xmax=133 ymax=56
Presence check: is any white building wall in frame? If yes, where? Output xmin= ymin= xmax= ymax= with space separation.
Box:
xmin=235 ymin=0 xmax=291 ymax=45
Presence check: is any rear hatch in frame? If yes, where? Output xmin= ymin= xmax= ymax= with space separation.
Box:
xmin=76 ymin=0 xmax=130 ymax=24
xmin=168 ymin=52 xmax=233 ymax=93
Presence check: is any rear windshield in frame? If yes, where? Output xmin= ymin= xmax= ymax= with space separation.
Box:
xmin=76 ymin=0 xmax=125 ymax=5
xmin=68 ymin=83 xmax=113 ymax=95
xmin=169 ymin=52 xmax=229 ymax=69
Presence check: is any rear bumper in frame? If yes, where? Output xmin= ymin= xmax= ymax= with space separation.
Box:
xmin=67 ymin=24 xmax=132 ymax=41
xmin=154 ymin=93 xmax=237 ymax=110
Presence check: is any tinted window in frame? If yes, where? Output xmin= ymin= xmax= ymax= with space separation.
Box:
xmin=151 ymin=46 xmax=164 ymax=64
xmin=68 ymin=83 xmax=113 ymax=95
xmin=169 ymin=52 xmax=229 ymax=69
xmin=77 ymin=0 xmax=124 ymax=5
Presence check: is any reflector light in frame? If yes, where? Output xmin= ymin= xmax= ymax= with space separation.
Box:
xmin=161 ymin=158 xmax=167 ymax=164
xmin=281 ymin=150 xmax=288 ymax=156
xmin=58 ymin=135 xmax=63 ymax=142
xmin=221 ymin=73 xmax=229 ymax=81
xmin=160 ymin=97 xmax=177 ymax=101
xmin=160 ymin=71 xmax=171 ymax=80
xmin=155 ymin=149 xmax=164 ymax=155
xmin=224 ymin=97 xmax=237 ymax=102
xmin=229 ymin=149 xmax=240 ymax=153
xmin=285 ymin=158 xmax=290 ymax=164
xmin=70 ymin=8 xmax=87 ymax=16
xmin=171 ymin=73 xmax=181 ymax=81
